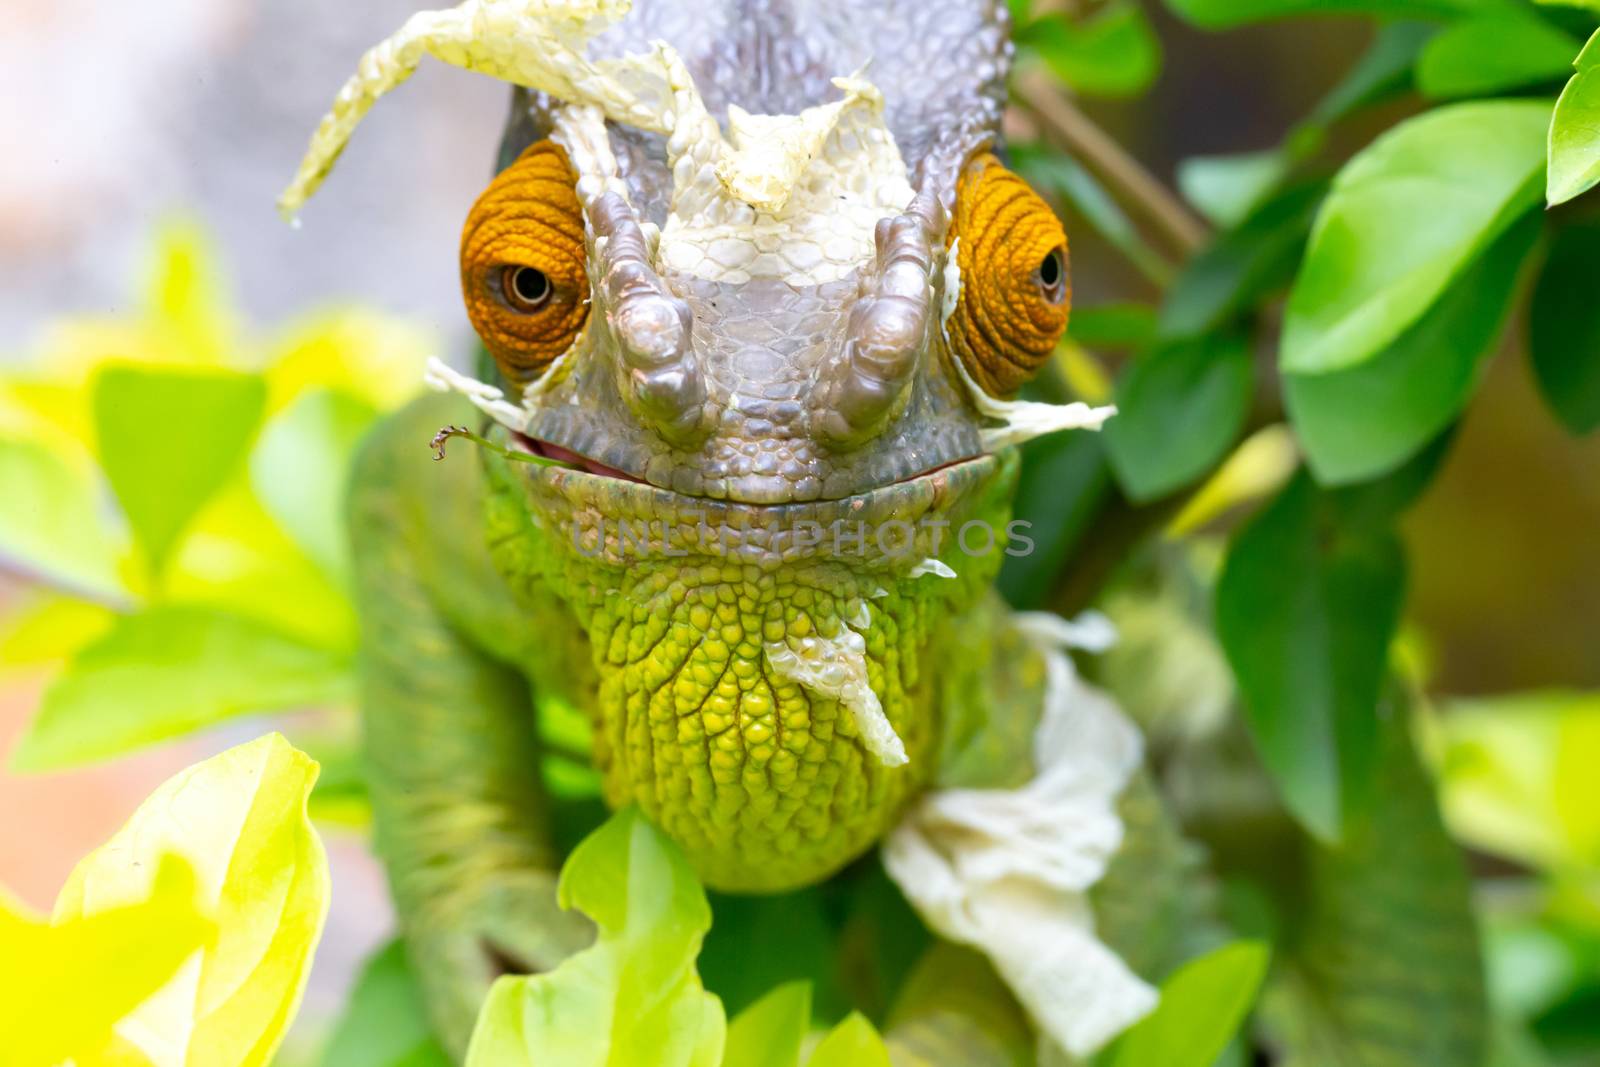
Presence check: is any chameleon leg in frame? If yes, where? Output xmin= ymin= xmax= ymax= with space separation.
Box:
xmin=348 ymin=395 xmax=592 ymax=1056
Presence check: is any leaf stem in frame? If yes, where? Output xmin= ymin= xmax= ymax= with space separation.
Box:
xmin=1011 ymin=70 xmax=1210 ymax=259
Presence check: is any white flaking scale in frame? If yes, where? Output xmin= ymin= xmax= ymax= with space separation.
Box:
xmin=279 ymin=0 xmax=913 ymax=288
xmin=765 ymin=629 xmax=907 ymax=767
xmin=940 ymin=233 xmax=1119 ymax=449
xmin=908 ymin=558 xmax=957 ymax=580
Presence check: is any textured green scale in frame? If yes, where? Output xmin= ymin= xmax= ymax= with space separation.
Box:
xmin=478 ymin=432 xmax=1018 ymax=891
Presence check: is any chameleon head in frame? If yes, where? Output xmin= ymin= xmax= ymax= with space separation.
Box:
xmin=283 ymin=0 xmax=1111 ymax=890
xmin=459 ymin=92 xmax=1075 ymax=504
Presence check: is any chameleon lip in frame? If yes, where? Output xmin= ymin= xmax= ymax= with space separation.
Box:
xmin=512 ymin=431 xmax=645 ymax=483
xmin=511 ymin=429 xmax=990 ymax=505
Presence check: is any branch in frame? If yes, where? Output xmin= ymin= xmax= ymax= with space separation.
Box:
xmin=1011 ymin=70 xmax=1209 ymax=259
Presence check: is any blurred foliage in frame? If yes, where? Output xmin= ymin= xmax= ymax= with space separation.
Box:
xmin=4 ymin=0 xmax=1600 ymax=1063
xmin=0 ymin=221 xmax=433 ymax=773
xmin=1002 ymin=1 xmax=1600 ymax=1064
xmin=0 ymin=733 xmax=328 ymax=1067
xmin=465 ymin=809 xmax=906 ymax=1067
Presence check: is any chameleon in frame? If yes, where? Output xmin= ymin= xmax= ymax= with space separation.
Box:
xmin=284 ymin=0 xmax=1145 ymax=1057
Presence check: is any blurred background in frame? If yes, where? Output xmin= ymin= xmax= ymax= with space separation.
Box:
xmin=3 ymin=0 xmax=1598 ymax=1061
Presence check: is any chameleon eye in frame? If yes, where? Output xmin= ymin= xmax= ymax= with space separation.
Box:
xmin=946 ymin=153 xmax=1070 ymax=397
xmin=461 ymin=139 xmax=589 ymax=384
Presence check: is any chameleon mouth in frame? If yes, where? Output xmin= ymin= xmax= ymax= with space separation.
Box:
xmin=509 ymin=430 xmax=985 ymax=500
xmin=512 ymin=432 xmax=646 ymax=484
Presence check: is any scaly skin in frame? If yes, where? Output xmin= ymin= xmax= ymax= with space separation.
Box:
xmin=479 ymin=423 xmax=1018 ymax=890
xmin=313 ymin=0 xmax=1117 ymax=1057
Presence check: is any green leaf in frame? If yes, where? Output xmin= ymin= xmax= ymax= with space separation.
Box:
xmin=1215 ymin=471 xmax=1405 ymax=841
xmin=1282 ymin=99 xmax=1551 ymax=375
xmin=1178 ymin=150 xmax=1294 ymax=231
xmin=1103 ymin=941 xmax=1271 ymax=1067
xmin=10 ymin=605 xmax=354 ymax=771
xmin=92 ymin=364 xmax=267 ymax=572
xmin=997 ymin=433 xmax=1111 ymax=610
xmin=1164 ymin=0 xmax=1501 ymax=29
xmin=699 ymin=891 xmax=841 ymax=1020
xmin=1530 ymin=224 xmax=1600 ymax=433
xmin=1177 ymin=22 xmax=1432 ymax=229
xmin=1017 ymin=1 xmax=1162 ymax=98
xmin=1285 ymin=210 xmax=1540 ymax=484
xmin=320 ymin=940 xmax=451 ymax=1067
xmin=50 ymin=732 xmax=330 ymax=1067
xmin=1417 ymin=12 xmax=1580 ymax=98
xmin=250 ymin=388 xmax=379 ymax=584
xmin=1309 ymin=22 xmax=1438 ymax=128
xmin=1549 ymin=29 xmax=1600 ymax=205
xmin=1105 ymin=334 xmax=1255 ymax=502
xmin=723 ymin=982 xmax=810 ymax=1067
xmin=1161 ymin=179 xmax=1327 ymax=339
xmin=0 ymin=436 xmax=127 ymax=600
xmin=463 ymin=808 xmax=725 ymax=1067
xmin=1262 ymin=717 xmax=1488 ymax=1067
xmin=1070 ymin=303 xmax=1160 ymax=350
xmin=807 ymin=1014 xmax=892 ymax=1067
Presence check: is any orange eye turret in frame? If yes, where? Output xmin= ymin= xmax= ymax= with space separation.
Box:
xmin=946 ymin=153 xmax=1070 ymax=397
xmin=460 ymin=140 xmax=590 ymax=384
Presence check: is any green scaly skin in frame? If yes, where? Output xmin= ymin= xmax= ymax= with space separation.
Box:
xmin=478 ymin=421 xmax=1017 ymax=891
xmin=350 ymin=394 xmax=1054 ymax=1056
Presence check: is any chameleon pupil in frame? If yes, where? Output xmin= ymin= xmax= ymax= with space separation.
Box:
xmin=506 ymin=265 xmax=550 ymax=309
xmin=1039 ymin=248 xmax=1064 ymax=293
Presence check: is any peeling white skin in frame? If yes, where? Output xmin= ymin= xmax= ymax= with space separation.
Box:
xmin=1012 ymin=609 xmax=1118 ymax=654
xmin=908 ymin=557 xmax=957 ymax=580
xmin=765 ymin=629 xmax=908 ymax=767
xmin=280 ymin=0 xmax=912 ymax=287
xmin=940 ymin=236 xmax=963 ymax=325
xmin=940 ymin=237 xmax=1119 ymax=450
xmin=423 ymin=356 xmax=524 ymax=426
xmin=884 ymin=612 xmax=1157 ymax=1057
xmin=661 ymin=73 xmax=915 ymax=285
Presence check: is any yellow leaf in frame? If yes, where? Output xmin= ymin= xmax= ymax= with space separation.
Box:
xmin=51 ymin=733 xmax=331 ymax=1067
xmin=1437 ymin=691 xmax=1600 ymax=874
xmin=0 ymin=857 xmax=211 ymax=1067
xmin=1167 ymin=424 xmax=1299 ymax=537
xmin=0 ymin=593 xmax=116 ymax=668
xmin=806 ymin=1013 xmax=892 ymax=1067
xmin=142 ymin=221 xmax=239 ymax=368
xmin=266 ymin=309 xmax=436 ymax=415
xmin=163 ymin=480 xmax=358 ymax=653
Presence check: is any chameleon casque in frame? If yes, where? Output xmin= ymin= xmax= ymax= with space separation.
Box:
xmin=283 ymin=0 xmax=1147 ymax=1057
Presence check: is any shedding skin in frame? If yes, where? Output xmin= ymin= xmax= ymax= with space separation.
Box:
xmin=946 ymin=152 xmax=1071 ymax=396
